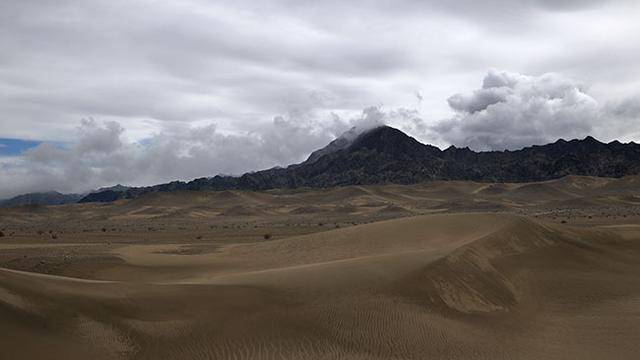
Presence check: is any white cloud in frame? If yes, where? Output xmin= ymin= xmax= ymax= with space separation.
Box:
xmin=0 ymin=106 xmax=401 ymax=198
xmin=433 ymin=70 xmax=601 ymax=150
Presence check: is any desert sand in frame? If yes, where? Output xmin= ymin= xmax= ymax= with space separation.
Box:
xmin=2 ymin=175 xmax=640 ymax=359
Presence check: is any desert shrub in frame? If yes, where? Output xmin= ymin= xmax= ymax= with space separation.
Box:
xmin=263 ymin=233 xmax=272 ymax=240
xmin=101 ymin=227 xmax=107 ymax=232
xmin=0 ymin=231 xmax=4 ymax=237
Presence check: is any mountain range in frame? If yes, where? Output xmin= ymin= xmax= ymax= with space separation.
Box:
xmin=0 ymin=191 xmax=83 ymax=208
xmin=4 ymin=125 xmax=640 ymax=205
xmin=78 ymin=126 xmax=640 ymax=203
xmin=0 ymin=185 xmax=129 ymax=208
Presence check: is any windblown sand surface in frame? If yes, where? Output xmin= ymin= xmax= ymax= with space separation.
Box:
xmin=2 ymin=176 xmax=640 ymax=359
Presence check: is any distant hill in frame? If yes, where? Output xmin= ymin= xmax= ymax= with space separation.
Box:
xmin=0 ymin=184 xmax=130 ymax=208
xmin=79 ymin=126 xmax=640 ymax=203
xmin=95 ymin=184 xmax=130 ymax=193
xmin=0 ymin=191 xmax=83 ymax=207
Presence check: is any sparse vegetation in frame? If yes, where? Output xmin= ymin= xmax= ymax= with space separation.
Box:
xmin=263 ymin=233 xmax=272 ymax=240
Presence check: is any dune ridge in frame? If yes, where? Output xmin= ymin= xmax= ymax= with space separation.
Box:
xmin=2 ymin=178 xmax=640 ymax=359
xmin=2 ymin=211 xmax=640 ymax=359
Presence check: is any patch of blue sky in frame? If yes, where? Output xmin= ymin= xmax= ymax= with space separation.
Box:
xmin=0 ymin=138 xmax=42 ymax=155
xmin=0 ymin=138 xmax=70 ymax=156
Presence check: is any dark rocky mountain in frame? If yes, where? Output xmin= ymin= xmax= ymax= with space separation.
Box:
xmin=79 ymin=126 xmax=640 ymax=203
xmin=304 ymin=126 xmax=364 ymax=164
xmin=0 ymin=191 xmax=83 ymax=208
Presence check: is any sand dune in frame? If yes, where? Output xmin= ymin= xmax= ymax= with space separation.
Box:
xmin=2 ymin=178 xmax=640 ymax=359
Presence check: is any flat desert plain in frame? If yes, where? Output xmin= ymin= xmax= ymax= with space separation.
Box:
xmin=2 ymin=175 xmax=640 ymax=359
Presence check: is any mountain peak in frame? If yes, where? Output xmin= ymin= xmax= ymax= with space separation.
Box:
xmin=349 ymin=126 xmax=438 ymax=156
xmin=304 ymin=125 xmax=387 ymax=164
xmin=95 ymin=184 xmax=130 ymax=193
xmin=583 ymin=135 xmax=601 ymax=144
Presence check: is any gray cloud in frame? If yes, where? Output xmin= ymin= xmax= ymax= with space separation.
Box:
xmin=433 ymin=70 xmax=597 ymax=150
xmin=598 ymin=96 xmax=640 ymax=142
xmin=433 ymin=70 xmax=640 ymax=150
xmin=2 ymin=69 xmax=640 ymax=198
xmin=2 ymin=0 xmax=639 ymax=141
xmin=2 ymin=1 xmax=640 ymax=196
xmin=0 ymin=106 xmax=395 ymax=198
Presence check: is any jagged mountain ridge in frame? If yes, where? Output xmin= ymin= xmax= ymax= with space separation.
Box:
xmin=79 ymin=126 xmax=640 ymax=203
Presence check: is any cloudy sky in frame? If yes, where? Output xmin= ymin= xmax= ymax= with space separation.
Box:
xmin=2 ymin=0 xmax=640 ymax=197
